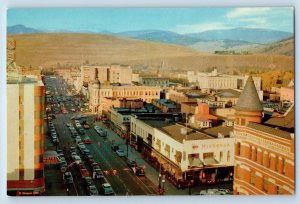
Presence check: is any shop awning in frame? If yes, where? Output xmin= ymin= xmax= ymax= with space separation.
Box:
xmin=203 ymin=158 xmax=219 ymax=166
xmin=188 ymin=158 xmax=203 ymax=167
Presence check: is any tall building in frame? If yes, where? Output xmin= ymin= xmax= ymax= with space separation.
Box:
xmin=7 ymin=77 xmax=45 ymax=195
xmin=233 ymin=76 xmax=294 ymax=195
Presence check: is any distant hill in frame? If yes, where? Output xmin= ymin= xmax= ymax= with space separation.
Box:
xmin=8 ymin=25 xmax=293 ymax=53
xmin=8 ymin=33 xmax=294 ymax=74
xmin=186 ymin=27 xmax=293 ymax=44
xmin=7 ymin=24 xmax=43 ymax=34
xmin=252 ymin=37 xmax=294 ymax=56
xmin=116 ymin=30 xmax=199 ymax=46
xmin=9 ymin=33 xmax=201 ymax=68
xmin=189 ymin=39 xmax=261 ymax=53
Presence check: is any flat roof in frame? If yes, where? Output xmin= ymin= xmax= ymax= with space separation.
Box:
xmin=247 ymin=122 xmax=292 ymax=140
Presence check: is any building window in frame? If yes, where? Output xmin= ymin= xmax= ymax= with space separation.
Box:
xmin=250 ymin=171 xmax=256 ymax=185
xmin=227 ymin=151 xmax=230 ymax=162
xmin=263 ymin=177 xmax=269 ymax=192
xmin=203 ymin=152 xmax=214 ymax=159
xmin=276 ymin=185 xmax=283 ymax=195
xmin=236 ymin=142 xmax=241 ymax=156
xmin=241 ymin=118 xmax=246 ymax=125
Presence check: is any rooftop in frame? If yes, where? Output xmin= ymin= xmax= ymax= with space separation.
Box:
xmin=235 ymin=76 xmax=263 ymax=112
xmin=265 ymin=106 xmax=294 ymax=130
xmin=144 ymin=120 xmax=213 ymax=143
xmin=216 ymin=89 xmax=241 ymax=98
xmin=153 ymin=99 xmax=178 ymax=109
xmin=204 ymin=126 xmax=233 ymax=138
xmin=247 ymin=122 xmax=292 ymax=140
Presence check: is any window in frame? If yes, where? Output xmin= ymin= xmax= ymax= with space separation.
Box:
xmin=276 ymin=185 xmax=283 ymax=195
xmin=236 ymin=142 xmax=241 ymax=156
xmin=250 ymin=171 xmax=256 ymax=185
xmin=203 ymin=152 xmax=214 ymax=159
xmin=241 ymin=118 xmax=246 ymax=125
xmin=227 ymin=151 xmax=231 ymax=162
xmin=263 ymin=177 xmax=269 ymax=192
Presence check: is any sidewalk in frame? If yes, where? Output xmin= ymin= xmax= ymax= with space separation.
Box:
xmin=95 ymin=121 xmax=190 ymax=195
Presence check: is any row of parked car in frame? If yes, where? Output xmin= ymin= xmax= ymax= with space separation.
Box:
xmin=74 ymin=141 xmax=114 ymax=195
xmin=48 ymin=121 xmax=59 ymax=144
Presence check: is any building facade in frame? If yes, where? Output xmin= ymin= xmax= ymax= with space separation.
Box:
xmin=130 ymin=114 xmax=234 ymax=187
xmin=7 ymin=78 xmax=45 ymax=195
xmin=80 ymin=64 xmax=132 ymax=87
xmin=88 ymin=81 xmax=161 ymax=113
xmin=233 ymin=76 xmax=294 ymax=195
xmin=139 ymin=77 xmax=169 ymax=87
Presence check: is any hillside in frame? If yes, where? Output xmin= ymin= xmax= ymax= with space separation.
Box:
xmin=9 ymin=33 xmax=201 ymax=68
xmin=8 ymin=33 xmax=294 ymax=73
xmin=252 ymin=37 xmax=294 ymax=56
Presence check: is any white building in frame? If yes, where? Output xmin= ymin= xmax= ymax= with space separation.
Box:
xmin=187 ymin=69 xmax=262 ymax=92
xmin=130 ymin=115 xmax=234 ymax=186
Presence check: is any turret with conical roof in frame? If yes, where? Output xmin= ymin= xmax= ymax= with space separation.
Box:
xmin=235 ymin=76 xmax=262 ymax=126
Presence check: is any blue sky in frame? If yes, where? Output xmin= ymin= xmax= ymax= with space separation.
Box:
xmin=7 ymin=8 xmax=294 ymax=34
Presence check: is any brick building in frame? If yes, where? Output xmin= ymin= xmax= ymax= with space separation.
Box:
xmin=233 ymin=76 xmax=294 ymax=195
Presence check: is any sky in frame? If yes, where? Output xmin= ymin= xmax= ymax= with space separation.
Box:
xmin=7 ymin=7 xmax=294 ymax=34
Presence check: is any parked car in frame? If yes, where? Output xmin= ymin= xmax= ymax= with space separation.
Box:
xmin=126 ymin=159 xmax=137 ymax=168
xmin=111 ymin=144 xmax=119 ymax=151
xmin=94 ymin=169 xmax=104 ymax=179
xmin=83 ymin=176 xmax=93 ymax=187
xmin=116 ymin=149 xmax=125 ymax=157
xmin=102 ymin=183 xmax=114 ymax=195
xmin=64 ymin=172 xmax=73 ymax=184
xmin=80 ymin=168 xmax=89 ymax=178
xmin=72 ymin=155 xmax=82 ymax=163
xmin=87 ymin=185 xmax=99 ymax=196
xmin=83 ymin=137 xmax=92 ymax=144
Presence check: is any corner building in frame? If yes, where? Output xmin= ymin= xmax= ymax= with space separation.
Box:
xmin=233 ymin=76 xmax=294 ymax=195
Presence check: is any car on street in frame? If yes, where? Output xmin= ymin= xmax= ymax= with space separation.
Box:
xmin=83 ymin=137 xmax=92 ymax=144
xmin=116 ymin=149 xmax=126 ymax=157
xmin=64 ymin=172 xmax=73 ymax=184
xmin=83 ymin=176 xmax=93 ymax=187
xmin=126 ymin=159 xmax=137 ymax=168
xmin=91 ymin=162 xmax=101 ymax=171
xmin=70 ymin=146 xmax=76 ymax=153
xmin=93 ymin=169 xmax=104 ymax=179
xmin=111 ymin=144 xmax=119 ymax=151
xmin=80 ymin=168 xmax=89 ymax=178
xmin=134 ymin=166 xmax=145 ymax=176
xmin=102 ymin=183 xmax=114 ymax=195
xmin=60 ymin=161 xmax=68 ymax=172
xmin=87 ymin=185 xmax=99 ymax=196
xmin=73 ymin=155 xmax=82 ymax=163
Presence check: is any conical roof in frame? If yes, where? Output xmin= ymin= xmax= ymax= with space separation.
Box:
xmin=235 ymin=76 xmax=263 ymax=112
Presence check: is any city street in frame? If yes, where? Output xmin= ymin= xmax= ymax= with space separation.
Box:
xmin=44 ymin=76 xmax=158 ymax=195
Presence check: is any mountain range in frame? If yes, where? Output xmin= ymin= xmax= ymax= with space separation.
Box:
xmin=7 ymin=24 xmax=293 ymax=54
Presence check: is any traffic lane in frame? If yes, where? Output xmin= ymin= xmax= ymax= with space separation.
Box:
xmin=87 ymin=140 xmax=154 ymax=195
xmin=52 ymin=114 xmax=86 ymax=196
xmin=85 ymin=128 xmax=157 ymax=195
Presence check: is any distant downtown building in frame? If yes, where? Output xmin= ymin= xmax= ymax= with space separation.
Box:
xmin=187 ymin=69 xmax=262 ymax=92
xmin=80 ymin=64 xmax=133 ymax=87
xmin=88 ymin=79 xmax=161 ymax=113
xmin=7 ymin=77 xmax=45 ymax=195
xmin=233 ymin=76 xmax=294 ymax=195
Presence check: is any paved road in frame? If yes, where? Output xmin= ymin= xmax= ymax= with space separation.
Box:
xmin=44 ymin=75 xmax=158 ymax=196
